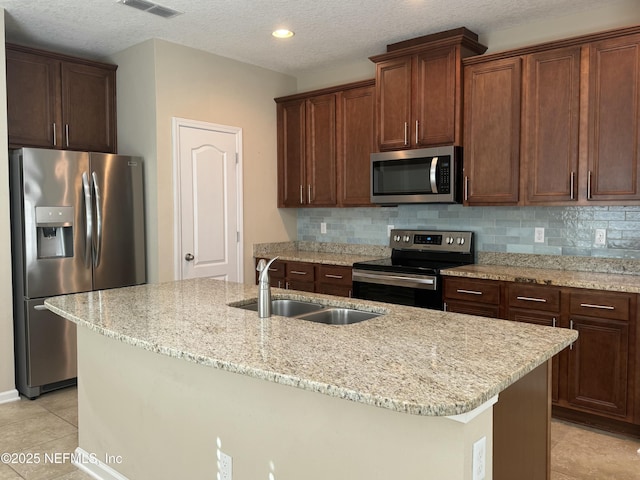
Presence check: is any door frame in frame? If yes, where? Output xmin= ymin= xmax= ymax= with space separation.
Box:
xmin=171 ymin=117 xmax=244 ymax=282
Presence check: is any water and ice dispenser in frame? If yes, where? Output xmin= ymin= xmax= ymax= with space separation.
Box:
xmin=35 ymin=206 xmax=74 ymax=258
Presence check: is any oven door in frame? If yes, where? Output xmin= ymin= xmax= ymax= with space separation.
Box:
xmin=352 ymin=269 xmax=443 ymax=310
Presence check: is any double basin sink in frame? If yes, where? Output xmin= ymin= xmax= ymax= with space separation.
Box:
xmin=233 ymin=298 xmax=381 ymax=325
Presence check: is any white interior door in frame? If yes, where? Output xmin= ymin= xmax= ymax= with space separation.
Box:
xmin=173 ymin=118 xmax=243 ymax=282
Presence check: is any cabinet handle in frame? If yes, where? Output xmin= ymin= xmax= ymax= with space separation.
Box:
xmin=285 ymin=282 xmax=290 ymax=289
xmin=300 ymin=185 xmax=304 ymax=204
xmin=443 ymin=302 xmax=448 ymax=312
xmin=65 ymin=124 xmax=70 ymax=147
xmin=404 ymin=122 xmax=408 ymax=146
xmin=348 ymin=290 xmax=352 ymax=298
xmin=52 ymin=123 xmax=57 ymax=146
xmin=579 ymin=303 xmax=614 ymax=310
xmin=415 ymin=120 xmax=419 ymax=144
xmin=552 ymin=317 xmax=557 ymax=328
xmin=569 ymin=319 xmax=574 ymax=349
xmin=268 ymin=267 xmax=278 ymax=272
xmin=516 ymin=296 xmax=547 ymax=303
xmin=570 ymin=171 xmax=575 ymax=200
xmin=464 ymin=176 xmax=469 ymax=201
xmin=308 ymin=185 xmax=312 ymax=204
xmin=587 ymin=170 xmax=592 ymax=200
xmin=324 ymin=274 xmax=343 ymax=279
xmin=289 ymin=270 xmax=308 ymax=275
xmin=457 ymin=289 xmax=482 ymax=295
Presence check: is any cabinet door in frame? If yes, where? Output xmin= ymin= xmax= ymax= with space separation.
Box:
xmin=463 ymin=57 xmax=522 ymax=205
xmin=376 ymin=57 xmax=412 ymax=150
xmin=587 ymin=33 xmax=640 ymax=201
xmin=277 ymin=99 xmax=306 ymax=207
xmin=509 ymin=308 xmax=561 ymax=403
xmin=414 ymin=47 xmax=457 ymax=146
xmin=444 ymin=301 xmax=500 ymax=318
xmin=306 ymin=94 xmax=337 ymax=206
xmin=6 ymin=48 xmax=61 ymax=149
xmin=567 ymin=315 xmax=630 ymax=418
xmin=337 ymin=85 xmax=376 ymax=206
xmin=61 ymin=62 xmax=116 ymax=153
xmin=523 ymin=47 xmax=581 ymax=203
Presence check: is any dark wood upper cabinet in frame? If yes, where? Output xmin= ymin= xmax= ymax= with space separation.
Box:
xmin=522 ymin=47 xmax=581 ymax=204
xmin=276 ymin=80 xmax=376 ymax=208
xmin=463 ymin=25 xmax=640 ymax=206
xmin=371 ymin=28 xmax=486 ymax=151
xmin=6 ymin=44 xmax=117 ymax=153
xmin=463 ymin=57 xmax=522 ymax=205
xmin=336 ymin=84 xmax=377 ymax=206
xmin=586 ymin=33 xmax=640 ymax=202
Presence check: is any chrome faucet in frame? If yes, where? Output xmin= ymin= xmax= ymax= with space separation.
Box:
xmin=256 ymin=257 xmax=278 ymax=318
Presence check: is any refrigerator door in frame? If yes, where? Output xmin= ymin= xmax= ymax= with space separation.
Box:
xmin=16 ymin=148 xmax=93 ymax=298
xmin=24 ymin=298 xmax=77 ymax=388
xmin=90 ymin=153 xmax=146 ymax=290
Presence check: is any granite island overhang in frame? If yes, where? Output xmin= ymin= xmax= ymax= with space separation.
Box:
xmin=45 ymin=277 xmax=577 ymax=480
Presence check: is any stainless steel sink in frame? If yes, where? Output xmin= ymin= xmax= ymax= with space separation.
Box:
xmin=297 ymin=308 xmax=380 ymax=325
xmin=236 ymin=299 xmax=325 ymax=317
xmin=232 ymin=299 xmax=381 ymax=324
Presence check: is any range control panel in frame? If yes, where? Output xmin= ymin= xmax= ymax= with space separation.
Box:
xmin=389 ymin=229 xmax=473 ymax=253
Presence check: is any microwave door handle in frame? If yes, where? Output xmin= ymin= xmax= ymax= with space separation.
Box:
xmin=430 ymin=157 xmax=439 ymax=194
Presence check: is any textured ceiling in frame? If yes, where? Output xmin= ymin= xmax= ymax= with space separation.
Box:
xmin=2 ymin=0 xmax=608 ymax=76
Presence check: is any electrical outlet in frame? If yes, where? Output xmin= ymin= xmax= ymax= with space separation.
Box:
xmin=472 ymin=436 xmax=486 ymax=480
xmin=534 ymin=227 xmax=545 ymax=243
xmin=387 ymin=225 xmax=394 ymax=238
xmin=320 ymin=222 xmax=327 ymax=234
xmin=218 ymin=451 xmax=232 ymax=480
xmin=595 ymin=228 xmax=607 ymax=246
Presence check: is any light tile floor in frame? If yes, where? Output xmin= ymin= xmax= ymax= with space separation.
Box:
xmin=0 ymin=386 xmax=639 ymax=479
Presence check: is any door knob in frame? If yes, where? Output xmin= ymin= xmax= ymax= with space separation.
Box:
xmin=184 ymin=253 xmax=194 ymax=261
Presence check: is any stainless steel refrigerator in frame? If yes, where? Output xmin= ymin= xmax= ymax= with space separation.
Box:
xmin=9 ymin=147 xmax=146 ymax=398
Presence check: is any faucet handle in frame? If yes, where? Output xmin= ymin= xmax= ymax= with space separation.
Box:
xmin=256 ymin=258 xmax=267 ymax=272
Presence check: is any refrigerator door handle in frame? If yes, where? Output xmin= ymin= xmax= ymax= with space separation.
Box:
xmin=91 ymin=172 xmax=103 ymax=268
xmin=82 ymin=172 xmax=93 ymax=268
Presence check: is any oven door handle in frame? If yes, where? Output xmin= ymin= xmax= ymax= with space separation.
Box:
xmin=352 ymin=270 xmax=437 ymax=290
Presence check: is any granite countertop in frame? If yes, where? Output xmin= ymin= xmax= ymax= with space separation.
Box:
xmin=442 ymin=264 xmax=640 ymax=293
xmin=253 ymin=241 xmax=389 ymax=266
xmin=45 ymin=278 xmax=576 ymax=417
xmin=257 ymin=250 xmax=384 ymax=266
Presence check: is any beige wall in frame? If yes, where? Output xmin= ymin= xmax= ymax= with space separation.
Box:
xmin=0 ymin=8 xmax=15 ymax=395
xmin=108 ymin=40 xmax=297 ymax=284
xmin=296 ymin=0 xmax=640 ymax=92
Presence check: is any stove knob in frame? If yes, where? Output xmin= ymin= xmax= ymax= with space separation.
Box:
xmin=394 ymin=234 xmax=402 ymax=242
xmin=403 ymin=235 xmax=411 ymax=243
xmin=446 ymin=236 xmax=454 ymax=245
xmin=457 ymin=237 xmax=465 ymax=245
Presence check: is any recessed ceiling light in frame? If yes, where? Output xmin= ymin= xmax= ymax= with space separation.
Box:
xmin=272 ymin=29 xmax=294 ymax=39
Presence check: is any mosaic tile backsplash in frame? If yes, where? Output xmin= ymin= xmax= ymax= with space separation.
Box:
xmin=297 ymin=205 xmax=640 ymax=259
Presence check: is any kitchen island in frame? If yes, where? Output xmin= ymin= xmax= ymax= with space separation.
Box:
xmin=45 ymin=278 xmax=577 ymax=480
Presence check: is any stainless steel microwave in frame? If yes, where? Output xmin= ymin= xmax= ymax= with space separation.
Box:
xmin=370 ymin=146 xmax=462 ymax=204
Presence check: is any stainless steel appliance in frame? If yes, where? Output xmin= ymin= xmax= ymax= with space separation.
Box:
xmin=352 ymin=229 xmax=474 ymax=310
xmin=370 ymin=146 xmax=463 ymax=204
xmin=9 ymin=147 xmax=146 ymax=398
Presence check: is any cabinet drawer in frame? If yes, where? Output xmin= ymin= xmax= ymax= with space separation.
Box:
xmin=569 ymin=291 xmax=631 ymax=321
xmin=508 ymin=284 xmax=560 ymax=311
xmin=444 ymin=278 xmax=500 ymax=305
xmin=317 ymin=265 xmax=352 ymax=286
xmin=286 ymin=262 xmax=315 ymax=281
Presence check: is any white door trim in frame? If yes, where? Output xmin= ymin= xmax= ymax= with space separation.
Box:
xmin=172 ymin=117 xmax=244 ymax=282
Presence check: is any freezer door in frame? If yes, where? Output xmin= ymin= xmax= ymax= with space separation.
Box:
xmin=25 ymin=299 xmax=77 ymax=387
xmin=90 ymin=153 xmax=146 ymax=290
xmin=15 ymin=148 xmax=93 ymax=298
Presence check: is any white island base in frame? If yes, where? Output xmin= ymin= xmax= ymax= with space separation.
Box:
xmin=73 ymin=328 xmax=549 ymax=480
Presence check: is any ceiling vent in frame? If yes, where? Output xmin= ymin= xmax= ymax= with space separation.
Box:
xmin=118 ymin=0 xmax=183 ymax=19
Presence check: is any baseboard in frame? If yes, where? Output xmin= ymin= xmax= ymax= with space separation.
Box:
xmin=72 ymin=448 xmax=129 ymax=480
xmin=0 ymin=389 xmax=20 ymax=404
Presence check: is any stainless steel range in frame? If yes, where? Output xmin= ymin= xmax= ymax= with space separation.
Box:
xmin=352 ymin=229 xmax=474 ymax=310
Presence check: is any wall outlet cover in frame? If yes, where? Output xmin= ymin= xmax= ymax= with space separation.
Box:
xmin=595 ymin=228 xmax=607 ymax=246
xmin=472 ymin=436 xmax=486 ymax=480
xmin=534 ymin=227 xmax=545 ymax=243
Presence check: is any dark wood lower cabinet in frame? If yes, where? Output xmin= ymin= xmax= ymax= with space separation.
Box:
xmin=443 ymin=276 xmax=639 ymax=436
xmin=255 ymin=258 xmax=352 ymax=297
